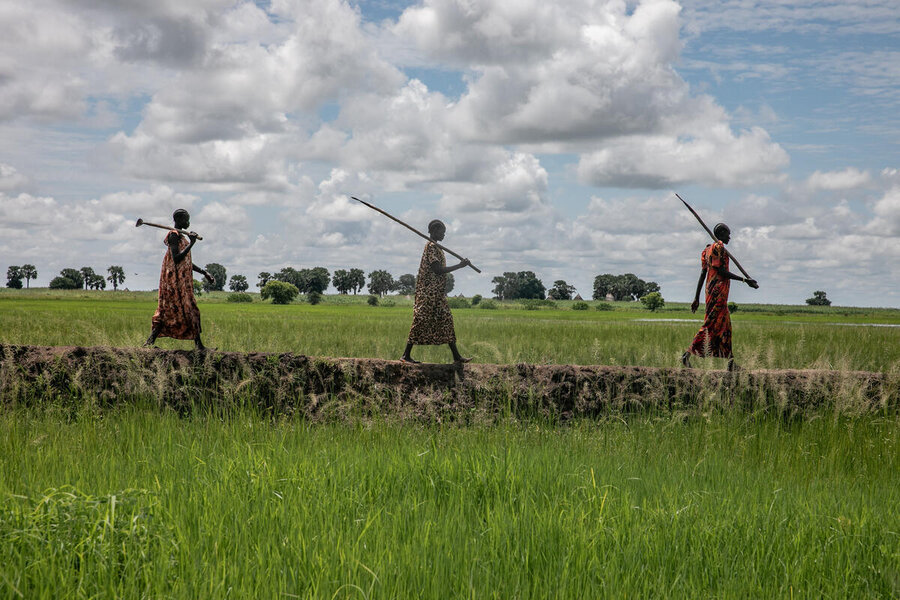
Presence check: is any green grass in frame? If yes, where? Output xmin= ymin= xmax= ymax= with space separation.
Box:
xmin=1 ymin=408 xmax=897 ymax=599
xmin=1 ymin=289 xmax=899 ymax=371
xmin=1 ymin=290 xmax=898 ymax=598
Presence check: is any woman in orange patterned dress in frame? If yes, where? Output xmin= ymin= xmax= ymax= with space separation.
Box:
xmin=143 ymin=209 xmax=214 ymax=350
xmin=401 ymin=219 xmax=472 ymax=364
xmin=681 ymin=223 xmax=758 ymax=370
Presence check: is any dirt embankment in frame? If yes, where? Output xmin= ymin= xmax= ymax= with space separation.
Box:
xmin=1 ymin=344 xmax=896 ymax=421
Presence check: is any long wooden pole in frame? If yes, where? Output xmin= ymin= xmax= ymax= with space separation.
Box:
xmin=135 ymin=218 xmax=203 ymax=241
xmin=675 ymin=193 xmax=752 ymax=280
xmin=351 ymin=197 xmax=481 ymax=273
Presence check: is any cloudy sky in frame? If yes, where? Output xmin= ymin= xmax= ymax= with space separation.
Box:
xmin=1 ymin=0 xmax=899 ymax=306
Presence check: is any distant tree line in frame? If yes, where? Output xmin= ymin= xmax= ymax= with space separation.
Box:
xmin=253 ymin=267 xmax=453 ymax=299
xmin=486 ymin=272 xmax=661 ymax=303
xmin=366 ymin=271 xmax=454 ymax=297
xmin=7 ymin=261 xmax=660 ymax=306
xmin=8 ymin=265 xmax=126 ymax=290
xmin=241 ymin=266 xmax=659 ymax=304
xmin=5 ymin=264 xmax=37 ymax=289
xmin=592 ymin=273 xmax=659 ymax=301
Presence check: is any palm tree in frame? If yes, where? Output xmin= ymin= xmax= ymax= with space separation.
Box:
xmin=80 ymin=266 xmax=96 ymax=290
xmin=20 ymin=264 xmax=37 ymax=288
xmin=107 ymin=265 xmax=126 ymax=291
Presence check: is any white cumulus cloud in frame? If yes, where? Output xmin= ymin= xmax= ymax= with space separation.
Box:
xmin=806 ymin=168 xmax=871 ymax=191
xmin=577 ymin=125 xmax=789 ymax=188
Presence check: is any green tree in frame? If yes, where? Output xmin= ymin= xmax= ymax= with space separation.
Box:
xmin=261 ymin=280 xmax=299 ymax=304
xmin=491 ymin=271 xmax=545 ymax=300
xmin=619 ymin=273 xmax=642 ymax=301
xmin=332 ymin=269 xmax=352 ymax=294
xmin=257 ymin=272 xmax=272 ymax=289
xmin=640 ymin=291 xmax=665 ymax=312
xmin=59 ymin=268 xmax=84 ymax=289
xmin=592 ymin=274 xmax=617 ymax=300
xmin=367 ymin=270 xmax=395 ymax=296
xmin=491 ymin=272 xmax=516 ymax=300
xmin=445 ymin=273 xmax=455 ymax=295
xmin=193 ymin=279 xmax=203 ymax=296
xmin=274 ymin=267 xmax=303 ymax=290
xmin=349 ymin=268 xmax=365 ymax=294
xmin=79 ymin=267 xmax=96 ymax=290
xmin=20 ymin=264 xmax=37 ymax=288
xmin=593 ymin=273 xmax=659 ymax=301
xmin=806 ymin=290 xmax=831 ymax=306
xmin=49 ymin=274 xmax=79 ymax=289
xmin=621 ymin=274 xmax=659 ymax=301
xmin=301 ymin=267 xmax=330 ymax=295
xmin=643 ymin=280 xmax=661 ymax=296
xmin=229 ymin=274 xmax=249 ymax=292
xmin=333 ymin=268 xmax=366 ymax=294
xmin=396 ymin=273 xmax=416 ymax=295
xmin=548 ymin=280 xmax=576 ymax=300
xmin=204 ymin=263 xmax=227 ymax=292
xmin=502 ymin=271 xmax=544 ymax=300
xmin=87 ymin=274 xmax=106 ymax=290
xmin=106 ymin=266 xmax=126 ymax=291
xmin=6 ymin=266 xmax=22 ymax=289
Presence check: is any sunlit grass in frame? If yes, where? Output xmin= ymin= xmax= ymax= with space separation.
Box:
xmin=1 ymin=408 xmax=897 ymax=599
xmin=2 ymin=291 xmax=898 ymax=597
xmin=1 ymin=290 xmax=899 ymax=371
xmin=0 ymin=290 xmax=900 ymax=371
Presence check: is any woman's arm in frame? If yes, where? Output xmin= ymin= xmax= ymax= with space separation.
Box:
xmin=690 ymin=268 xmax=706 ymax=313
xmin=430 ymin=258 xmax=471 ymax=275
xmin=170 ymin=231 xmax=198 ymax=264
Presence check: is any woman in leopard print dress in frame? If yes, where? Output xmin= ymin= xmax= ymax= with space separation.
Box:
xmin=401 ymin=220 xmax=472 ymax=364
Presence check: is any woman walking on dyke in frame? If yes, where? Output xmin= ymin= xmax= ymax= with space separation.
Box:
xmin=401 ymin=219 xmax=472 ymax=364
xmin=144 ymin=209 xmax=214 ymax=350
xmin=681 ymin=222 xmax=758 ymax=371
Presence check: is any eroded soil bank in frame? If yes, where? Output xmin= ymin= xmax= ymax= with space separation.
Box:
xmin=1 ymin=344 xmax=896 ymax=421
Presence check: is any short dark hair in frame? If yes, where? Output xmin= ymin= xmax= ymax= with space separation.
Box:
xmin=713 ymin=222 xmax=730 ymax=239
xmin=428 ymin=219 xmax=445 ymax=234
xmin=173 ymin=208 xmax=189 ymax=222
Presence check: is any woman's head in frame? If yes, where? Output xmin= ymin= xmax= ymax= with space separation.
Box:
xmin=428 ymin=219 xmax=446 ymax=241
xmin=173 ymin=209 xmax=190 ymax=229
xmin=713 ymin=222 xmax=730 ymax=243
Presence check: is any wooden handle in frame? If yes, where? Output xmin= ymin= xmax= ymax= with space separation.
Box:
xmin=136 ymin=218 xmax=203 ymax=241
xmin=350 ymin=197 xmax=481 ymax=273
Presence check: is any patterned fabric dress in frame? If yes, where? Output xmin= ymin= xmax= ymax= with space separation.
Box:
xmin=407 ymin=241 xmax=456 ymax=345
xmin=151 ymin=230 xmax=202 ymax=340
xmin=688 ymin=241 xmax=732 ymax=358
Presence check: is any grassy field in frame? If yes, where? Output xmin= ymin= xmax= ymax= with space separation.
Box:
xmin=1 ymin=288 xmax=899 ymax=371
xmin=2 ymin=408 xmax=898 ymax=599
xmin=1 ymin=289 xmax=898 ymax=598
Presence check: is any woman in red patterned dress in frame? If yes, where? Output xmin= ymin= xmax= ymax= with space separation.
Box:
xmin=681 ymin=223 xmax=758 ymax=370
xmin=143 ymin=209 xmax=214 ymax=350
